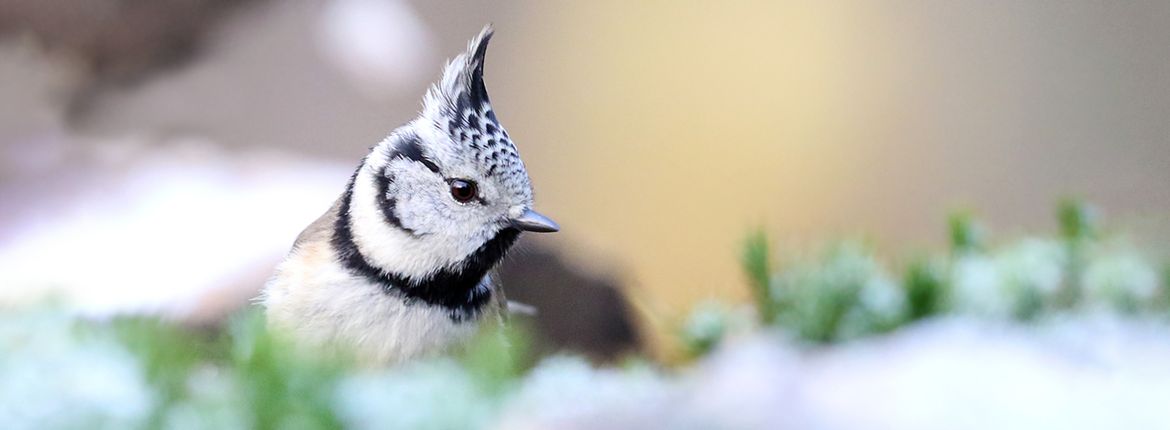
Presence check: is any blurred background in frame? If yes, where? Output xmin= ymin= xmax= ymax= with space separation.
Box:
xmin=2 ymin=0 xmax=1169 ymax=361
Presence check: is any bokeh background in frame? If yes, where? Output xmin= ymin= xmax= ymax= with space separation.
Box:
xmin=2 ymin=0 xmax=1169 ymax=359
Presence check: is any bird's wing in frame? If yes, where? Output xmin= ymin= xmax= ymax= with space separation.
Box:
xmin=292 ymin=196 xmax=343 ymax=249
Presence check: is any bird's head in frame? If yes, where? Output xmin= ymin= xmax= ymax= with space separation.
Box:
xmin=341 ymin=26 xmax=557 ymax=285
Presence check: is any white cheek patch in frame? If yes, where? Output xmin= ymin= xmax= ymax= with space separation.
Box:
xmin=388 ymin=174 xmax=443 ymax=230
xmin=349 ymin=165 xmax=488 ymax=281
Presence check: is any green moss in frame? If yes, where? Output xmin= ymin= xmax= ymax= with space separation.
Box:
xmin=704 ymin=200 xmax=1165 ymax=347
xmin=948 ymin=210 xmax=987 ymax=255
xmin=903 ymin=257 xmax=948 ymax=321
xmin=742 ymin=229 xmax=776 ymax=324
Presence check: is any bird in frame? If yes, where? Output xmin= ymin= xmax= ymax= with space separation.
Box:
xmin=261 ymin=26 xmax=558 ymax=365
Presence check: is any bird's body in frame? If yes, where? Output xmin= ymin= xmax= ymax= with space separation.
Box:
xmin=263 ymin=199 xmax=500 ymax=363
xmin=261 ymin=27 xmax=557 ymax=365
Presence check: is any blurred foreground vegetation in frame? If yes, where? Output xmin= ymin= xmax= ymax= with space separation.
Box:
xmin=3 ymin=201 xmax=1169 ymax=429
xmin=682 ymin=200 xmax=1170 ymax=356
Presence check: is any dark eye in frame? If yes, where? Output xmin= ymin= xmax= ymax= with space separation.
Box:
xmin=448 ymin=179 xmax=478 ymax=203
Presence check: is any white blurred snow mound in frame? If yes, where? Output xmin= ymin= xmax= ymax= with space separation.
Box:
xmin=0 ymin=135 xmax=351 ymax=320
xmin=684 ymin=315 xmax=1170 ymax=430
xmin=499 ymin=316 xmax=1170 ymax=429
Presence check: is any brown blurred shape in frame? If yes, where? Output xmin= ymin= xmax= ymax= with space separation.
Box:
xmin=498 ymin=241 xmax=642 ymax=362
xmin=0 ymin=0 xmax=262 ymax=112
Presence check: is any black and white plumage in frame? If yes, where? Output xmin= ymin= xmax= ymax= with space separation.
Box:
xmin=261 ymin=26 xmax=558 ymax=364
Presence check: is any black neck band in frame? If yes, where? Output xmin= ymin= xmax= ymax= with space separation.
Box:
xmin=331 ymin=172 xmax=519 ymax=322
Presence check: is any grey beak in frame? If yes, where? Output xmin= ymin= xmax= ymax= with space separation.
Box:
xmin=511 ymin=209 xmax=560 ymax=233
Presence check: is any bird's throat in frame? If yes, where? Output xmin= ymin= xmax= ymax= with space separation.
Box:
xmin=331 ymin=176 xmax=519 ymax=322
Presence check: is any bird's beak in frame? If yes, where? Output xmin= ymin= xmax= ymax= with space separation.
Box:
xmin=510 ymin=209 xmax=560 ymax=233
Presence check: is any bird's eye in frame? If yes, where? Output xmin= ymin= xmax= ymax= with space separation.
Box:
xmin=448 ymin=179 xmax=478 ymax=203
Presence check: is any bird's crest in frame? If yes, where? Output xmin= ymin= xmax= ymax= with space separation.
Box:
xmin=412 ymin=25 xmax=528 ymax=196
xmin=423 ymin=25 xmax=495 ymax=120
